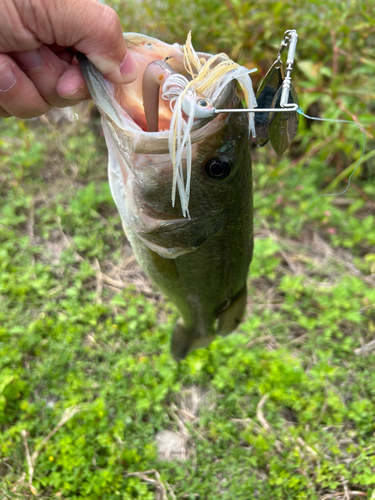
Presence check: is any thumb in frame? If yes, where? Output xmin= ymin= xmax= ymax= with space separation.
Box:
xmin=73 ymin=1 xmax=138 ymax=83
xmin=46 ymin=0 xmax=138 ymax=84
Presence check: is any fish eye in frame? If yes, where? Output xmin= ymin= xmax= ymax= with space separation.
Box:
xmin=197 ymin=99 xmax=211 ymax=108
xmin=204 ymin=157 xmax=232 ymax=180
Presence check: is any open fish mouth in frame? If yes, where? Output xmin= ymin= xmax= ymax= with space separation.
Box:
xmin=78 ymin=32 xmax=257 ymax=217
xmin=80 ymin=32 xmax=254 ymax=134
xmin=79 ymin=34 xmax=227 ymax=144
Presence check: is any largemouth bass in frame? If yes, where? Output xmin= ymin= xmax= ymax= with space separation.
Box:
xmin=78 ymin=33 xmax=254 ymax=359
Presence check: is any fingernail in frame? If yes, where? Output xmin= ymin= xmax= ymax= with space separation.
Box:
xmin=0 ymin=63 xmax=16 ymax=92
xmin=120 ymin=52 xmax=138 ymax=82
xmin=60 ymin=86 xmax=89 ymax=100
xmin=88 ymin=52 xmax=138 ymax=84
xmin=57 ymin=69 xmax=90 ymax=99
xmin=15 ymin=49 xmax=43 ymax=71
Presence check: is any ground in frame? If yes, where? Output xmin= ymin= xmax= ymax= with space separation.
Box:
xmin=1 ymin=1 xmax=375 ymax=498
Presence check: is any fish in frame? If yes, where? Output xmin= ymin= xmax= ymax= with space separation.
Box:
xmin=78 ymin=33 xmax=255 ymax=359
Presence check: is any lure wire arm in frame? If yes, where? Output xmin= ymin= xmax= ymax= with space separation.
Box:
xmin=280 ymin=29 xmax=298 ymax=108
xmin=214 ymin=29 xmax=299 ymax=115
xmin=213 ymin=103 xmax=299 ymax=114
xmin=276 ymin=33 xmax=289 ymax=62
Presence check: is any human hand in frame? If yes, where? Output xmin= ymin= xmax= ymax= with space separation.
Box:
xmin=0 ymin=0 xmax=138 ymax=118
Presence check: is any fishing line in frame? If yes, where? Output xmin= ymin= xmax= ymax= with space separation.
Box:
xmin=296 ymin=106 xmax=367 ymax=204
xmin=214 ymin=103 xmax=367 ymax=204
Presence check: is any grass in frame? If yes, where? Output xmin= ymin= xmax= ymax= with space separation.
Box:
xmin=1 ymin=0 xmax=375 ymax=498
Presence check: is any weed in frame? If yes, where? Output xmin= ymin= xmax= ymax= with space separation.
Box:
xmin=1 ymin=1 xmax=375 ymax=498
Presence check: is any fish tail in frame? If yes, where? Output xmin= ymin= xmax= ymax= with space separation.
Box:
xmin=171 ymin=320 xmax=215 ymax=360
xmin=217 ymin=287 xmax=247 ymax=337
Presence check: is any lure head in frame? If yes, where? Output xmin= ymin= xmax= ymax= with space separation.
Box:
xmin=181 ymin=94 xmax=216 ymax=119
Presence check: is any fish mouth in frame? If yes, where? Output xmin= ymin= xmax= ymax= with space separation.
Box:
xmin=78 ymin=33 xmax=236 ymax=155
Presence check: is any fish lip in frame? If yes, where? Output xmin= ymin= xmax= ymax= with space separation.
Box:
xmin=142 ymin=208 xmax=225 ymax=236
xmin=141 ymin=205 xmax=198 ymax=228
xmin=137 ymin=198 xmax=223 ymax=235
xmin=131 ymin=116 xmax=228 ymax=154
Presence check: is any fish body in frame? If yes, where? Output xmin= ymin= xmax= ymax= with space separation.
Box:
xmin=79 ymin=33 xmax=253 ymax=359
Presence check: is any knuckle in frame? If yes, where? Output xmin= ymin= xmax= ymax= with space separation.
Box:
xmin=102 ymin=5 xmax=120 ymax=26
xmin=0 ymin=101 xmax=50 ymax=119
xmin=20 ymin=104 xmax=51 ymax=119
xmin=0 ymin=108 xmax=12 ymax=118
xmin=100 ymin=6 xmax=122 ymax=42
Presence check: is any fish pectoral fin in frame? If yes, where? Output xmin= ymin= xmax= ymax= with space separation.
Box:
xmin=217 ymin=287 xmax=247 ymax=337
xmin=171 ymin=320 xmax=215 ymax=360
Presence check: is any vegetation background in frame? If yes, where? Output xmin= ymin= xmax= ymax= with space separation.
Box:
xmin=1 ymin=0 xmax=375 ymax=498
